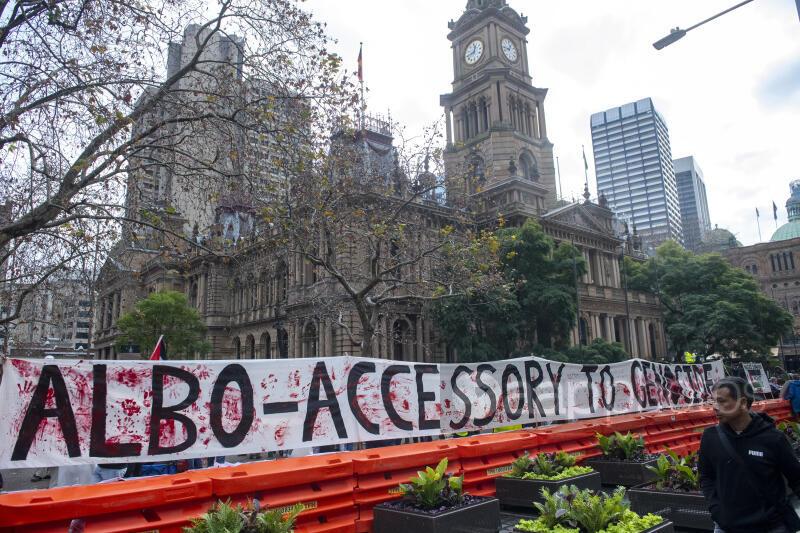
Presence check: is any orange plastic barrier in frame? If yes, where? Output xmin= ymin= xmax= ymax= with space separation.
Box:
xmin=14 ymin=498 xmax=217 ymax=533
xmin=0 ymin=473 xmax=211 ymax=531
xmin=0 ymin=399 xmax=793 ymax=533
xmin=456 ymin=431 xmax=539 ymax=497
xmin=349 ymin=441 xmax=461 ymax=533
xmin=203 ymin=454 xmax=357 ymax=533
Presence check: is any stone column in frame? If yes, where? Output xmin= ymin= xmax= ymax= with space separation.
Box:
xmin=381 ymin=316 xmax=392 ymax=359
xmin=630 ymin=318 xmax=640 ymax=357
xmin=291 ymin=322 xmax=299 ymax=358
xmin=318 ymin=319 xmax=325 ymax=356
xmin=416 ymin=317 xmax=424 ymax=362
xmin=445 ymin=108 xmax=453 ymax=145
xmin=537 ymin=101 xmax=548 ymax=139
xmin=594 ymin=315 xmax=602 ymax=342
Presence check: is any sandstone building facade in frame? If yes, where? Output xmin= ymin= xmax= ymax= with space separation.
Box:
xmin=722 ymin=180 xmax=800 ymax=370
xmin=93 ymin=1 xmax=667 ymax=362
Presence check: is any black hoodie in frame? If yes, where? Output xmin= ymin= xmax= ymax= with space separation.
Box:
xmin=698 ymin=412 xmax=800 ymax=532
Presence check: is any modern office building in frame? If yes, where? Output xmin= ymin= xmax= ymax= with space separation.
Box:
xmin=590 ymin=98 xmax=683 ymax=249
xmin=674 ymin=156 xmax=711 ymax=252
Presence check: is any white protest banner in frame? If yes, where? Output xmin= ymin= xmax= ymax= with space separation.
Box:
xmin=742 ymin=362 xmax=771 ymax=394
xmin=0 ymin=356 xmax=724 ymax=468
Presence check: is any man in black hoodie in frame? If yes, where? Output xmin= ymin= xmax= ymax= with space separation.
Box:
xmin=699 ymin=376 xmax=800 ymax=533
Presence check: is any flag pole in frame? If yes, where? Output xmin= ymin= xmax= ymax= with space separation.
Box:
xmin=774 ymin=201 xmax=780 ymax=229
xmin=756 ymin=208 xmax=762 ymax=242
xmin=556 ymin=156 xmax=563 ymax=202
xmin=582 ymin=145 xmax=590 ymax=190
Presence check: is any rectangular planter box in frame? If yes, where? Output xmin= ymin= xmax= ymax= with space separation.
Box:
xmin=373 ymin=496 xmax=500 ymax=533
xmin=629 ymin=485 xmax=714 ymax=531
xmin=495 ymin=471 xmax=601 ymax=510
xmin=584 ymin=457 xmax=658 ymax=487
xmin=514 ymin=520 xmax=675 ymax=533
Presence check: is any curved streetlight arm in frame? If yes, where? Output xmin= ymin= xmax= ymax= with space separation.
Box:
xmin=653 ymin=0 xmax=757 ymax=50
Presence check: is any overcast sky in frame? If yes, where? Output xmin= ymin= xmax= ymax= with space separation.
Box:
xmin=303 ymin=0 xmax=799 ymax=246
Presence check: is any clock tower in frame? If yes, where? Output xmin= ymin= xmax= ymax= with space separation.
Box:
xmin=441 ymin=0 xmax=557 ymax=220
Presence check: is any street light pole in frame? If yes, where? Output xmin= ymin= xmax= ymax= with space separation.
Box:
xmin=620 ymin=248 xmax=633 ymax=356
xmin=571 ymin=234 xmax=583 ymax=346
xmin=653 ymin=0 xmax=757 ymax=50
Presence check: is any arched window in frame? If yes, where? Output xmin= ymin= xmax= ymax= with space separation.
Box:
xmin=468 ymin=155 xmax=485 ymax=181
xmin=470 ymin=102 xmax=479 ymax=136
xmin=524 ymin=102 xmax=532 ymax=136
xmin=246 ymin=335 xmax=256 ymax=359
xmin=392 ymin=318 xmax=414 ymax=361
xmin=232 ymin=337 xmax=241 ymax=359
xmin=519 ymin=151 xmax=539 ymax=181
xmin=277 ymin=328 xmax=289 ymax=359
xmin=303 ymin=321 xmax=318 ymax=357
xmin=648 ymin=323 xmax=657 ymax=358
xmin=189 ymin=280 xmax=198 ymax=308
xmin=479 ymin=98 xmax=489 ymax=131
xmin=261 ymin=331 xmax=271 ymax=359
xmin=578 ymin=318 xmax=588 ymax=346
xmin=276 ymin=261 xmax=288 ymax=302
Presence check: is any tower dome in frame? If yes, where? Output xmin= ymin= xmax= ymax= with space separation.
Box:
xmin=771 ymin=180 xmax=800 ymax=242
xmin=696 ymin=225 xmax=741 ymax=254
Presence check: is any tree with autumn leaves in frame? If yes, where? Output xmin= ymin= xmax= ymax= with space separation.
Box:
xmin=0 ymin=0 xmax=356 ymax=327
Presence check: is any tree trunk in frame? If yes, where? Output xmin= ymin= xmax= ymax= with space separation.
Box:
xmin=353 ymin=297 xmax=374 ymax=358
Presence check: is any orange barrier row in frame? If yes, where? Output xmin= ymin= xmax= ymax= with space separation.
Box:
xmin=349 ymin=441 xmax=461 ymax=533
xmin=0 ymin=399 xmax=792 ymax=533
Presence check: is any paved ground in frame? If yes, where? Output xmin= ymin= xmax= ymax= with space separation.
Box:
xmin=1 ymin=467 xmax=53 ymax=492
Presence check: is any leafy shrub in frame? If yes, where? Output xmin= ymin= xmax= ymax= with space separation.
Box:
xmin=647 ymin=449 xmax=700 ymax=492
xmin=509 ymin=452 xmax=592 ymax=481
xmin=516 ymin=485 xmax=663 ymax=533
xmin=399 ymin=458 xmax=464 ymax=510
xmin=596 ymin=432 xmax=647 ymax=461
xmin=184 ymin=500 xmax=302 ymax=533
xmin=779 ymin=421 xmax=800 ymax=454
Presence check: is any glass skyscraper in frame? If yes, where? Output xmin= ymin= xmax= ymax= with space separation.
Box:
xmin=590 ymin=98 xmax=683 ymax=248
xmin=673 ymin=156 xmax=711 ymax=252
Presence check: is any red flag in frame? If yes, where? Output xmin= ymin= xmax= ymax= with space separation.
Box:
xmin=357 ymin=43 xmax=363 ymax=82
xmin=149 ymin=335 xmax=166 ymax=360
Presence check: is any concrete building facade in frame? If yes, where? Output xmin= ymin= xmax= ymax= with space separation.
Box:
xmin=94 ymin=1 xmax=667 ymax=362
xmin=591 ymin=98 xmax=683 ymax=249
xmin=674 ymin=156 xmax=711 ymax=252
xmin=722 ymin=180 xmax=800 ymax=370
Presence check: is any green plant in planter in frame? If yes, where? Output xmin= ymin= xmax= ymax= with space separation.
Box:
xmin=398 ymin=458 xmax=464 ymax=510
xmin=647 ymin=449 xmax=700 ymax=492
xmin=778 ymin=421 xmax=800 ymax=453
xmin=515 ymin=486 xmax=664 ymax=533
xmin=508 ymin=452 xmax=593 ymax=481
xmin=596 ymin=432 xmax=647 ymax=461
xmin=184 ymin=500 xmax=303 ymax=533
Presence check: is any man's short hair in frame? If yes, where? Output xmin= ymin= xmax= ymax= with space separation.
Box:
xmin=713 ymin=376 xmax=755 ymax=408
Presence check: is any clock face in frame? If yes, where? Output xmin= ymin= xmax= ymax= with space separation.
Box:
xmin=464 ymin=40 xmax=484 ymax=65
xmin=501 ymin=38 xmax=518 ymax=62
